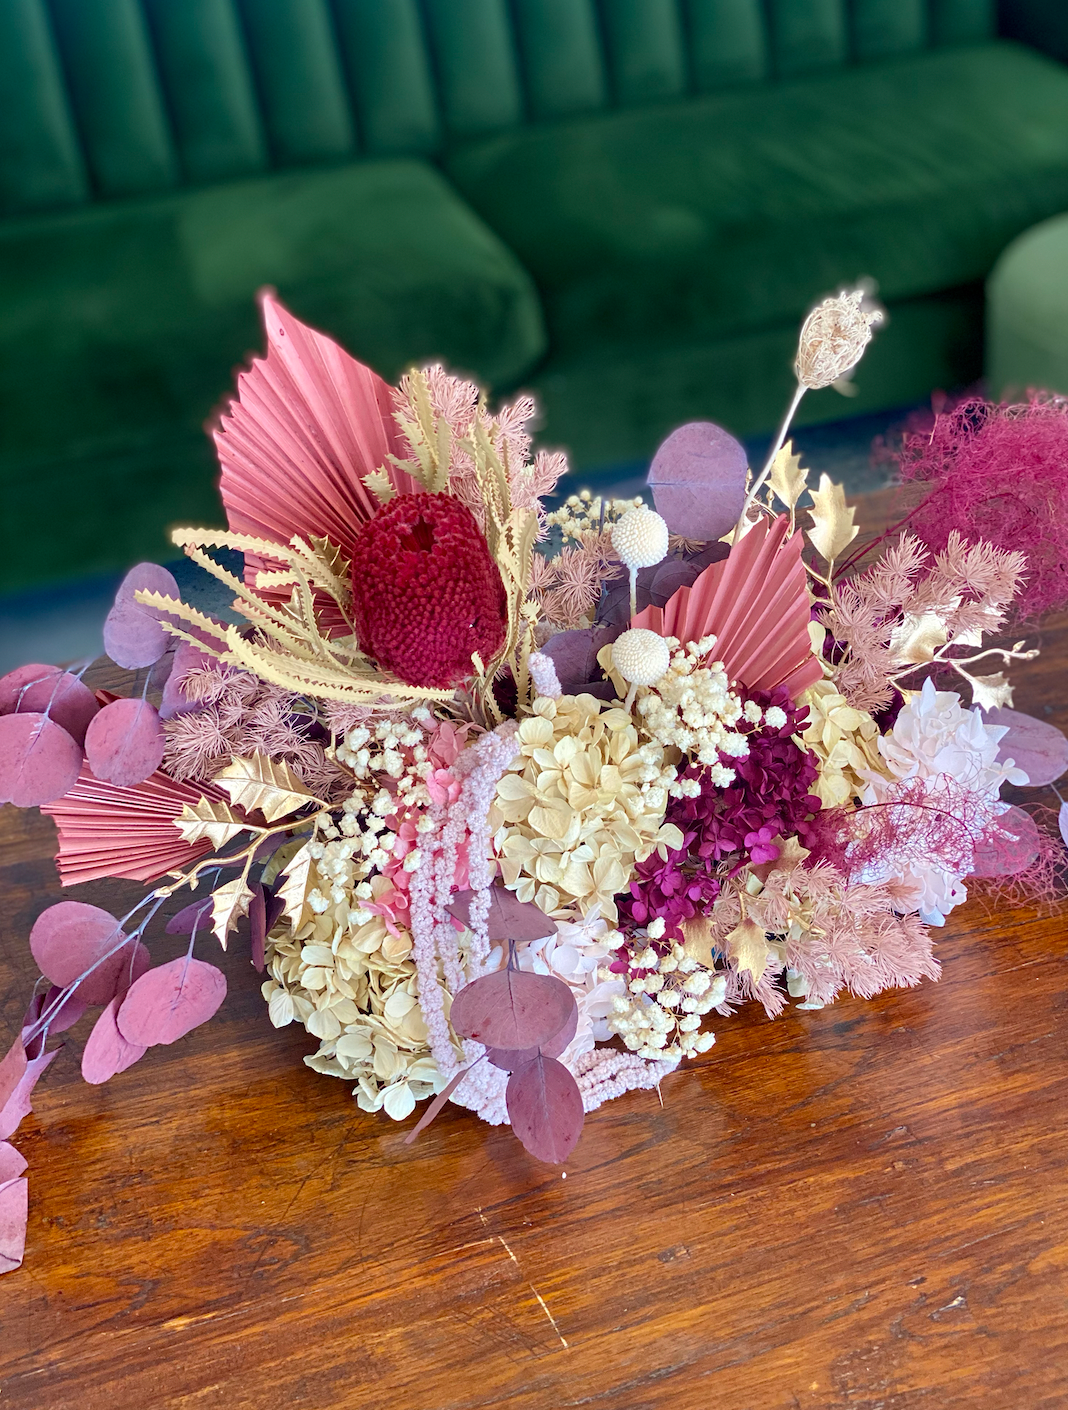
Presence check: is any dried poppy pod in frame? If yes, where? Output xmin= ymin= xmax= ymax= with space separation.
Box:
xmin=795 ymin=287 xmax=883 ymax=391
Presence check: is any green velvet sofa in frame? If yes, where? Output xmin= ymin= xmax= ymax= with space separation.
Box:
xmin=3 ymin=0 xmax=1068 ymax=590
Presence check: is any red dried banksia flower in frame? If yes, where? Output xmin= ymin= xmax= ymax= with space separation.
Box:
xmin=350 ymin=492 xmax=508 ymax=688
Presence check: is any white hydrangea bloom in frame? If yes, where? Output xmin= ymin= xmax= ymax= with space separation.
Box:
xmin=859 ymin=678 xmax=1028 ymax=925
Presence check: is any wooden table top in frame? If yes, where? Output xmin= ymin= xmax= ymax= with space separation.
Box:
xmin=1 ymin=496 xmax=1066 ymax=1410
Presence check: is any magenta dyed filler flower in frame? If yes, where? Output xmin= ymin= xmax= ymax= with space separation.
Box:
xmin=617 ymin=689 xmax=821 ymax=944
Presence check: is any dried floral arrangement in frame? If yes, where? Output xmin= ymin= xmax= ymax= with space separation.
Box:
xmin=2 ymin=289 xmax=1067 ymax=1275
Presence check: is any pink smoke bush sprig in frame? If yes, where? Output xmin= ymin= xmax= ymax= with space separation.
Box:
xmin=895 ymin=394 xmax=1068 ymax=620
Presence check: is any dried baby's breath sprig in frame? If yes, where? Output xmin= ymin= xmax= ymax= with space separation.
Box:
xmin=544 ymin=490 xmax=643 ymax=541
xmin=607 ymin=932 xmax=724 ymax=1060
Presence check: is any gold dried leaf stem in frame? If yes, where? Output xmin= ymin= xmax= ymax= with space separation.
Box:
xmin=131 ymin=591 xmax=231 ymax=656
xmin=156 ymin=808 xmax=330 ymax=900
xmin=889 ymin=641 xmax=1038 ymax=689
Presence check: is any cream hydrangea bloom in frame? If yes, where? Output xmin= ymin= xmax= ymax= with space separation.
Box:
xmin=261 ymin=849 xmax=447 ymax=1116
xmin=490 ymin=693 xmax=683 ymax=920
xmin=801 ymin=678 xmax=887 ymax=807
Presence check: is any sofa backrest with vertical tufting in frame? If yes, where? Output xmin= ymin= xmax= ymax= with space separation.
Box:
xmin=3 ymin=0 xmax=1067 ymax=589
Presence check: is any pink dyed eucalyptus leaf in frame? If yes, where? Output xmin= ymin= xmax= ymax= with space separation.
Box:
xmin=449 ymin=968 xmax=575 ymax=1051
xmin=21 ymin=986 xmax=88 ymax=1059
xmin=0 ymin=1048 xmax=59 ymax=1142
xmin=985 ymin=707 xmax=1068 ymax=787
xmin=505 ymin=1053 xmax=585 ymax=1165
xmin=81 ymin=998 xmax=148 ymax=1084
xmin=0 ymin=712 xmax=83 ymax=806
xmin=0 ymin=1174 xmax=28 ymax=1275
xmin=0 ymin=1142 xmax=27 ymax=1185
xmin=485 ymin=999 xmax=578 ymax=1071
xmin=103 ymin=563 xmax=181 ymax=669
xmin=12 ymin=671 xmax=98 ymax=746
xmin=971 ymin=805 xmax=1041 ymax=877
xmin=29 ymin=901 xmax=147 ymax=1006
xmin=648 ymin=421 xmax=749 ymax=542
xmin=159 ymin=641 xmax=213 ymax=720
xmin=0 ymin=1040 xmax=27 ymax=1113
xmin=117 ymin=957 xmax=227 ymax=1047
xmin=84 ymin=697 xmax=165 ymax=787
xmin=447 ymin=886 xmax=556 ymax=942
xmin=0 ymin=664 xmax=59 ymax=714
xmin=164 ymin=896 xmax=215 ymax=936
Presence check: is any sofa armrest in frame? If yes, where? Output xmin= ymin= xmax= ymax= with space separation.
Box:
xmin=999 ymin=0 xmax=1068 ymax=64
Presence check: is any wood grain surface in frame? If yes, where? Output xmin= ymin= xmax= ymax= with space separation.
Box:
xmin=1 ymin=493 xmax=1066 ymax=1410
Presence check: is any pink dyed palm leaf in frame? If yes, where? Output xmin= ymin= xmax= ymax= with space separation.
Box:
xmin=633 ymin=515 xmax=821 ymax=697
xmin=41 ymin=765 xmax=228 ymax=886
xmin=216 ymin=293 xmax=417 ymax=624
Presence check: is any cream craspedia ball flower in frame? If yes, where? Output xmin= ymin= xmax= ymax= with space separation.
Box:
xmin=612 ymin=628 xmax=671 ymax=686
xmin=610 ymin=506 xmax=669 ymax=570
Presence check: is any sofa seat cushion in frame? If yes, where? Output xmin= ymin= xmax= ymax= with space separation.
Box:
xmin=0 ymin=158 xmax=546 ymax=476
xmin=446 ymin=41 xmax=1068 ymax=353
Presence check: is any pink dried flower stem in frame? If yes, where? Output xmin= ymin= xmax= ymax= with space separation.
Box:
xmin=411 ymin=723 xmax=519 ymax=1079
xmin=833 ymin=490 xmax=939 ymax=579
xmin=571 ymin=1049 xmax=679 ymax=1112
xmin=453 ymin=722 xmax=519 ymax=978
xmin=407 ymin=796 xmax=455 ymax=1073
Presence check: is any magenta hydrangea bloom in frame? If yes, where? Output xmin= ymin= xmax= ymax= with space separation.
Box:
xmin=616 ymin=689 xmax=821 ymax=948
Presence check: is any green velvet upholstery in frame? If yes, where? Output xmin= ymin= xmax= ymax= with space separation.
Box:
xmin=48 ymin=0 xmax=179 ymax=196
xmin=447 ymin=44 xmax=1068 ymax=354
xmin=852 ymin=0 xmax=927 ymax=60
xmin=932 ymin=0 xmax=996 ymax=44
xmin=986 ymin=213 xmax=1068 ymax=397
xmin=419 ymin=0 xmax=523 ymax=138
xmin=597 ymin=0 xmax=689 ymax=104
xmin=685 ymin=0 xmax=769 ymax=89
xmin=141 ymin=0 xmax=268 ymax=182
xmin=511 ymin=0 xmax=608 ymax=118
xmin=766 ymin=0 xmax=849 ymax=76
xmin=330 ymin=0 xmax=441 ymax=155
xmin=234 ymin=0 xmax=356 ymax=163
xmin=0 ymin=160 xmax=546 ymax=588
xmin=0 ymin=0 xmax=1061 ymax=591
xmin=0 ymin=0 xmax=87 ymax=213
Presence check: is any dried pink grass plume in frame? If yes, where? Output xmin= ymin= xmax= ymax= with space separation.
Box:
xmin=393 ymin=365 xmax=565 ymax=529
xmin=163 ymin=663 xmax=347 ymax=798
